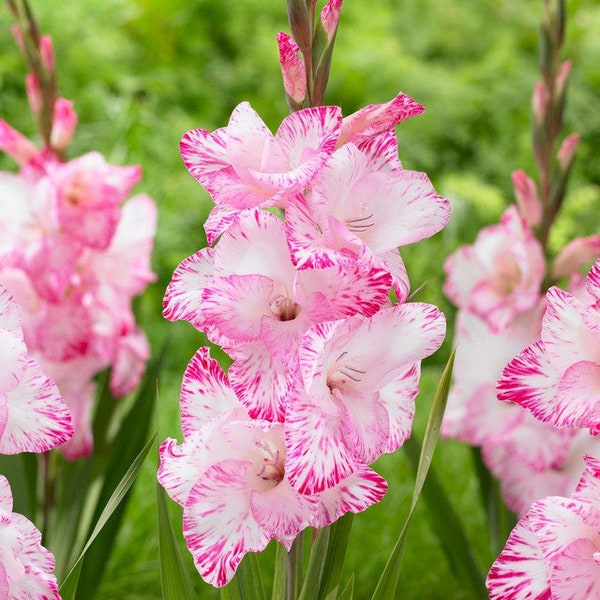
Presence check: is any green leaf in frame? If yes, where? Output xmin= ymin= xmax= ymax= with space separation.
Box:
xmin=271 ymin=543 xmax=288 ymax=600
xmin=75 ymin=344 xmax=165 ymax=597
xmin=59 ymin=432 xmax=158 ymax=599
xmin=370 ymin=348 xmax=455 ymax=600
xmin=220 ymin=553 xmax=266 ymax=600
xmin=316 ymin=513 xmax=353 ymax=600
xmin=0 ymin=452 xmax=37 ymax=519
xmin=298 ymin=527 xmax=330 ymax=600
xmin=334 ymin=575 xmax=354 ymax=600
xmin=471 ymin=447 xmax=517 ymax=558
xmin=157 ymin=479 xmax=197 ymax=600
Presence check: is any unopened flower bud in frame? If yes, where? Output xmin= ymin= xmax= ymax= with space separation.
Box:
xmin=555 ymin=59 xmax=572 ymax=98
xmin=0 ymin=120 xmax=37 ymax=165
xmin=532 ymin=81 xmax=547 ymax=125
xmin=552 ymin=234 xmax=600 ymax=279
xmin=26 ymin=73 xmax=42 ymax=116
xmin=286 ymin=0 xmax=311 ymax=53
xmin=277 ymin=32 xmax=306 ymax=104
xmin=50 ymin=98 xmax=78 ymax=152
xmin=40 ymin=36 xmax=55 ymax=73
xmin=511 ymin=170 xmax=542 ymax=227
xmin=557 ymin=133 xmax=579 ymax=172
xmin=321 ymin=0 xmax=343 ymax=43
xmin=11 ymin=25 xmax=24 ymax=51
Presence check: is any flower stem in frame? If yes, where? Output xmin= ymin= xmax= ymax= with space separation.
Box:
xmin=287 ymin=533 xmax=304 ymax=600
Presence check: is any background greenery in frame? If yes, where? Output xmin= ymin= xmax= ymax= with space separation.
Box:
xmin=0 ymin=0 xmax=599 ymax=598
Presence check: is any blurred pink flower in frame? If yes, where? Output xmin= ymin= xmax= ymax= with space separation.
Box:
xmin=444 ymin=205 xmax=545 ymax=333
xmin=0 ymin=475 xmax=60 ymax=599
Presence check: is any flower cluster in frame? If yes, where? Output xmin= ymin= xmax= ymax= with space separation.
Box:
xmin=0 ymin=38 xmax=157 ymax=459
xmin=0 ymin=475 xmax=60 ymax=600
xmin=159 ymin=94 xmax=449 ymax=586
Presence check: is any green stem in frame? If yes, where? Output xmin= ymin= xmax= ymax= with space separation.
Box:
xmin=287 ymin=533 xmax=304 ymax=600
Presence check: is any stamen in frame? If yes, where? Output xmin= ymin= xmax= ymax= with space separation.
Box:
xmin=345 ymin=213 xmax=375 ymax=233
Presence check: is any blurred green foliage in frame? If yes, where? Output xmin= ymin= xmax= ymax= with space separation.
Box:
xmin=0 ymin=0 xmax=599 ymax=598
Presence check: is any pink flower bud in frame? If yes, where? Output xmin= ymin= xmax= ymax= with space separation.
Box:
xmin=511 ymin=170 xmax=542 ymax=227
xmin=11 ymin=25 xmax=24 ymax=51
xmin=26 ymin=73 xmax=42 ymax=116
xmin=557 ymin=133 xmax=579 ymax=172
xmin=277 ymin=32 xmax=306 ymax=104
xmin=552 ymin=234 xmax=600 ymax=279
xmin=50 ymin=98 xmax=78 ymax=152
xmin=555 ymin=59 xmax=572 ymax=98
xmin=532 ymin=81 xmax=547 ymax=125
xmin=0 ymin=120 xmax=38 ymax=165
xmin=320 ymin=0 xmax=343 ymax=42
xmin=40 ymin=35 xmax=55 ymax=72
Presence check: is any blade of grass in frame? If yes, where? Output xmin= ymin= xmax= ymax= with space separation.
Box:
xmin=59 ymin=432 xmax=157 ymax=599
xmin=75 ymin=344 xmax=165 ymax=597
xmin=271 ymin=543 xmax=288 ymax=600
xmin=157 ymin=479 xmax=197 ymax=600
xmin=370 ymin=348 xmax=455 ymax=600
xmin=316 ymin=513 xmax=353 ymax=600
xmin=298 ymin=527 xmax=330 ymax=600
xmin=220 ymin=553 xmax=266 ymax=600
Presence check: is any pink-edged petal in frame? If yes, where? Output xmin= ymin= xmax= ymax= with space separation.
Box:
xmin=228 ymin=342 xmax=292 ymax=422
xmin=555 ymin=361 xmax=600 ymax=433
xmin=530 ymin=496 xmax=600 ymax=564
xmin=299 ymin=263 xmax=392 ymax=322
xmin=443 ymin=245 xmax=483 ymax=308
xmin=1 ymin=355 xmax=73 ymax=454
xmin=275 ymin=105 xmax=341 ymax=170
xmin=313 ymin=465 xmax=387 ymax=528
xmin=250 ymin=479 xmax=315 ymax=549
xmin=203 ymin=204 xmax=241 ymax=245
xmin=183 ymin=459 xmax=270 ymax=588
xmin=543 ymin=286 xmax=600 ymax=370
xmin=356 ymin=170 xmax=450 ymax=253
xmin=285 ymin=190 xmax=367 ymax=270
xmin=353 ymin=131 xmax=402 ymax=172
xmin=163 ymin=248 xmax=215 ymax=329
xmin=338 ymin=92 xmax=424 ymax=146
xmin=323 ymin=303 xmax=445 ymax=392
xmin=337 ymin=387 xmax=389 ymax=464
xmin=202 ymin=274 xmax=275 ymax=342
xmin=486 ymin=511 xmax=552 ymax=600
xmin=285 ymin=389 xmax=361 ymax=494
xmin=378 ymin=363 xmax=420 ymax=453
xmin=180 ymin=125 xmax=231 ymax=189
xmin=213 ymin=210 xmax=293 ymax=282
xmin=549 ymin=537 xmax=600 ymax=599
xmin=498 ymin=341 xmax=561 ymax=416
xmin=0 ymin=474 xmax=12 ymax=512
xmin=574 ymin=455 xmax=600 ymax=504
xmin=586 ymin=259 xmax=600 ymax=303
xmin=158 ymin=433 xmax=216 ymax=507
xmin=0 ymin=285 xmax=23 ymax=338
xmin=375 ymin=249 xmax=409 ymax=302
xmin=180 ymin=347 xmax=241 ymax=436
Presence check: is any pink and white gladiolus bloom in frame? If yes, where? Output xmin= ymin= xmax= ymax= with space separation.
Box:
xmin=498 ymin=257 xmax=600 ymax=435
xmin=180 ymin=102 xmax=342 ymax=244
xmin=285 ymin=141 xmax=450 ymax=299
xmin=285 ymin=302 xmax=446 ymax=494
xmin=443 ymin=205 xmax=545 ymax=333
xmin=163 ymin=209 xmax=392 ymax=421
xmin=0 ymin=475 xmax=60 ymax=599
xmin=487 ymin=454 xmax=600 ymax=599
xmin=158 ymin=348 xmax=387 ymax=588
xmin=0 ymin=285 xmax=72 ymax=454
